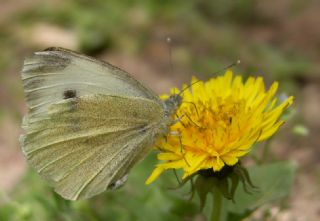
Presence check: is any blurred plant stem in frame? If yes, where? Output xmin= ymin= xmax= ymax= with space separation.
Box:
xmin=210 ymin=188 xmax=225 ymax=221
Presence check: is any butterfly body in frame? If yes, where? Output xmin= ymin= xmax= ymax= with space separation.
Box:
xmin=20 ymin=48 xmax=181 ymax=200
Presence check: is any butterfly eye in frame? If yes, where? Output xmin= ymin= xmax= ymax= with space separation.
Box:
xmin=63 ymin=89 xmax=77 ymax=99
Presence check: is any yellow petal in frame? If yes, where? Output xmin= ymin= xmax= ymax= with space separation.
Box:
xmin=145 ymin=167 xmax=165 ymax=185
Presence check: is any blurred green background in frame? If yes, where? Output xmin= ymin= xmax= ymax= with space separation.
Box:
xmin=0 ymin=0 xmax=319 ymax=220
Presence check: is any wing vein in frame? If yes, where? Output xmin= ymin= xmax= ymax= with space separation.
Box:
xmin=25 ymin=126 xmax=140 ymax=154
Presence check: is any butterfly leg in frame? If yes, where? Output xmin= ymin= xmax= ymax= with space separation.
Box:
xmin=174 ymin=114 xmax=184 ymax=122
xmin=173 ymin=169 xmax=182 ymax=185
xmin=182 ymin=101 xmax=200 ymax=118
xmin=155 ymin=144 xmax=165 ymax=152
xmin=175 ymin=113 xmax=202 ymax=128
xmin=184 ymin=113 xmax=201 ymax=128
xmin=174 ymin=114 xmax=187 ymax=129
xmin=169 ymin=130 xmax=190 ymax=167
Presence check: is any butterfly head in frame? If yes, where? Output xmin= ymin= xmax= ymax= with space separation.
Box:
xmin=164 ymin=94 xmax=182 ymax=116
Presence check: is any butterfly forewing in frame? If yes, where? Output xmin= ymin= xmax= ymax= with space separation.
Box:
xmin=22 ymin=47 xmax=160 ymax=119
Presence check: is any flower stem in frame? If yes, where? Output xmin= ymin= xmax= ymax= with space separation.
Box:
xmin=210 ymin=188 xmax=224 ymax=221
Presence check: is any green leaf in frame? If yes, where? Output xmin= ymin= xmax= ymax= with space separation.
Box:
xmin=227 ymin=161 xmax=297 ymax=219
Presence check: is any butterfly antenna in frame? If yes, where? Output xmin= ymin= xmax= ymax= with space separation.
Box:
xmin=212 ymin=59 xmax=241 ymax=75
xmin=166 ymin=37 xmax=174 ymax=76
xmin=178 ymin=79 xmax=201 ymax=96
xmin=178 ymin=59 xmax=241 ymax=96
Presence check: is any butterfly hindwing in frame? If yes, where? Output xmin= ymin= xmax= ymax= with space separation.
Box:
xmin=20 ymin=95 xmax=164 ymax=200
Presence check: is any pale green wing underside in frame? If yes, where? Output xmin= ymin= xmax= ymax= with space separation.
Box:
xmin=21 ymin=47 xmax=161 ymax=119
xmin=20 ymin=95 xmax=164 ymax=200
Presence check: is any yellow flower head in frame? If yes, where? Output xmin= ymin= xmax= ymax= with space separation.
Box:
xmin=146 ymin=70 xmax=294 ymax=184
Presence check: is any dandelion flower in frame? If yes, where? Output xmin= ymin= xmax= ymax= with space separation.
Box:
xmin=146 ymin=70 xmax=294 ymax=184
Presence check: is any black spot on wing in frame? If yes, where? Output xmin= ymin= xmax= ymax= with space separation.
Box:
xmin=63 ymin=89 xmax=77 ymax=99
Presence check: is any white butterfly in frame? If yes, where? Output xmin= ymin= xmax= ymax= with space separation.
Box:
xmin=20 ymin=47 xmax=182 ymax=200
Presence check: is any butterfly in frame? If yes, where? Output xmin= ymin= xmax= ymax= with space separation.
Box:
xmin=20 ymin=47 xmax=182 ymax=200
